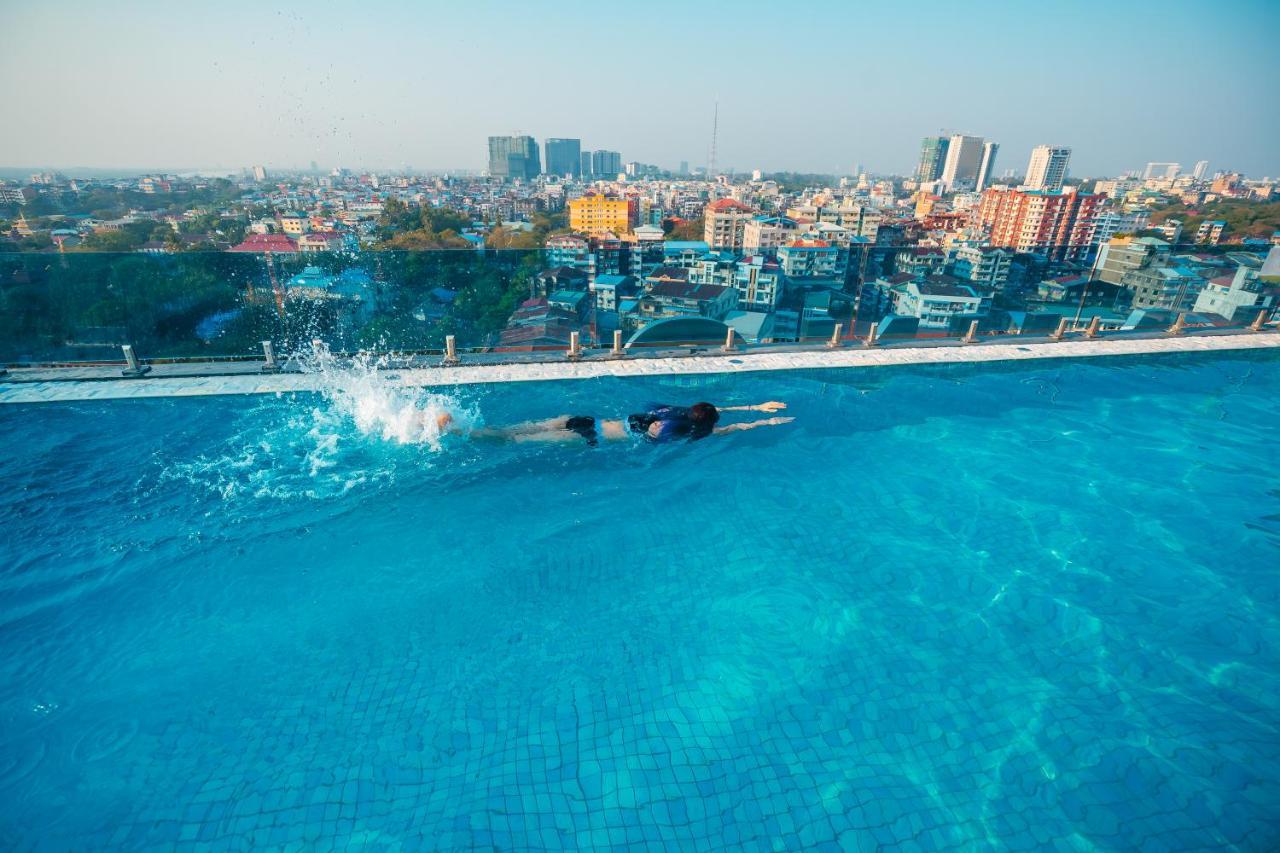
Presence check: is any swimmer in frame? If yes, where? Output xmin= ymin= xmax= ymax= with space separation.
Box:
xmin=429 ymin=402 xmax=792 ymax=445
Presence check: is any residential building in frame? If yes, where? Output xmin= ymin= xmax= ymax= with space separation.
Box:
xmin=940 ymin=135 xmax=986 ymax=192
xmin=568 ymin=194 xmax=636 ymax=237
xmin=1196 ymin=220 xmax=1227 ymax=245
xmin=1154 ymin=219 xmax=1183 ymax=244
xmin=1024 ymin=146 xmax=1071 ymax=192
xmin=733 ymin=255 xmax=784 ymax=310
xmin=227 ymin=233 xmax=298 ymax=257
xmin=975 ymin=142 xmax=999 ymax=192
xmin=1192 ymin=160 xmax=1210 ymax=181
xmin=1090 ymin=209 xmax=1150 ymax=246
xmin=498 ymin=298 xmax=582 ymax=348
xmin=1143 ymin=162 xmax=1179 ymax=180
xmin=1193 ymin=262 xmax=1273 ymax=322
xmin=638 ymin=268 xmax=738 ymax=322
xmin=777 ymin=238 xmax=838 ymax=280
xmin=590 ymin=274 xmax=638 ymax=312
xmin=297 ymin=231 xmax=343 ymax=253
xmin=917 ymin=136 xmax=950 ymax=182
xmin=546 ymin=234 xmax=595 ymax=275
xmin=1094 ymin=236 xmax=1170 ymax=285
xmin=974 ymin=186 xmax=1104 ymax=261
xmin=621 ymin=224 xmax=666 ymax=277
xmin=488 ymin=135 xmax=541 ymax=180
xmin=836 ymin=203 xmax=883 ymax=241
xmin=743 ymin=215 xmax=799 ymax=255
xmin=534 ymin=266 xmax=590 ymax=297
xmin=279 ymin=212 xmax=310 ymax=235
xmin=892 ymin=276 xmax=993 ymax=328
xmin=580 ymin=151 xmax=594 ymax=178
xmin=1122 ymin=264 xmax=1206 ymax=311
xmin=950 ymin=245 xmax=1012 ymax=291
xmin=702 ymin=198 xmax=754 ymax=251
xmin=544 ymin=138 xmax=582 ymax=178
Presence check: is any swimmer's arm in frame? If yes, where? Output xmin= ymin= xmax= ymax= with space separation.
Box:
xmin=712 ymin=416 xmax=795 ymax=435
xmin=718 ymin=401 xmax=787 ymax=414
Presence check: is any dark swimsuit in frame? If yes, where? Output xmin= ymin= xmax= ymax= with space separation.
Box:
xmin=565 ymin=404 xmax=709 ymax=446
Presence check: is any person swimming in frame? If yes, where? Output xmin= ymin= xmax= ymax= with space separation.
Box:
xmin=429 ymin=401 xmax=792 ymax=445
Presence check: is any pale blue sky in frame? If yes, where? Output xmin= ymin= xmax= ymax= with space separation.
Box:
xmin=3 ymin=0 xmax=1278 ymax=177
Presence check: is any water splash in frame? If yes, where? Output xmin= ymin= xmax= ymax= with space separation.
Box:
xmin=295 ymin=342 xmax=475 ymax=450
xmin=159 ymin=343 xmax=475 ymax=502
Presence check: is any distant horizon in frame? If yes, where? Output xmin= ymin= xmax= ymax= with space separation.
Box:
xmin=4 ymin=162 xmax=1271 ymax=183
xmin=3 ymin=0 xmax=1278 ymax=177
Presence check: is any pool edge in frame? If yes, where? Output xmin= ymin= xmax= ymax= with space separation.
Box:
xmin=3 ymin=332 xmax=1279 ymax=404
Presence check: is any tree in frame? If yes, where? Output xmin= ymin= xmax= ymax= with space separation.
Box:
xmin=665 ymin=217 xmax=704 ymax=241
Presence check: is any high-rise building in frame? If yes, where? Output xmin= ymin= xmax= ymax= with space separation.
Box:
xmin=940 ymin=135 xmax=985 ymax=191
xmin=487 ymin=135 xmax=541 ymax=180
xmin=1192 ymin=160 xmax=1210 ymax=181
xmin=974 ymin=186 xmax=1104 ymax=262
xmin=679 ymin=160 xmax=689 ymax=175
xmin=544 ymin=138 xmax=582 ymax=178
xmin=252 ymin=165 xmax=267 ymax=181
xmin=1143 ymin=162 xmax=1179 ymax=180
xmin=917 ymin=136 xmax=950 ymax=182
xmin=580 ymin=151 xmax=594 ymax=178
xmin=1024 ymin=146 xmax=1071 ymax=192
xmin=591 ymin=150 xmax=622 ymax=179
xmin=976 ymin=142 xmax=999 ymax=192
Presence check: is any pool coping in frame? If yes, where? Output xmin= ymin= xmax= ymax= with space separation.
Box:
xmin=2 ymin=331 xmax=1278 ymax=404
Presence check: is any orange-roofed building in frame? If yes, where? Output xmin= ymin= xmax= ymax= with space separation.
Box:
xmin=702 ymin=198 xmax=755 ymax=251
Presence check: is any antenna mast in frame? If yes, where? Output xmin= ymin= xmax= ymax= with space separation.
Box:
xmin=708 ymin=101 xmax=718 ymax=180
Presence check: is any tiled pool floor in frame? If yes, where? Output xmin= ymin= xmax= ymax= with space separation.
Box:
xmin=1 ymin=352 xmax=1278 ymax=849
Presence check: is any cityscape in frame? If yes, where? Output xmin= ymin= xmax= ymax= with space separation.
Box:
xmin=3 ymin=1 xmax=1280 ymax=850
xmin=3 ymin=130 xmax=1278 ymax=361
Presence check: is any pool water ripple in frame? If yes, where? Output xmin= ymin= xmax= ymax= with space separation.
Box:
xmin=0 ymin=352 xmax=1277 ymax=849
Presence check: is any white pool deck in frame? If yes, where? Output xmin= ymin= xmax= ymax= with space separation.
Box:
xmin=2 ymin=331 xmax=1278 ymax=405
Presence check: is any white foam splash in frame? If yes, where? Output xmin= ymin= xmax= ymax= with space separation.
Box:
xmin=158 ymin=343 xmax=476 ymax=502
xmin=295 ymin=342 xmax=476 ymax=450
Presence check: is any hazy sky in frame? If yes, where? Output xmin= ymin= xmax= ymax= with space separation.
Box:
xmin=3 ymin=0 xmax=1279 ymax=177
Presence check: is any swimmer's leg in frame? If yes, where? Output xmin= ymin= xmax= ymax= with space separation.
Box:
xmin=468 ymin=415 xmax=573 ymax=440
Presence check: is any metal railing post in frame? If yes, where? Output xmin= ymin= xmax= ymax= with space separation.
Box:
xmin=611 ymin=329 xmax=625 ymax=357
xmin=962 ymin=320 xmax=979 ymax=344
xmin=827 ymin=323 xmax=843 ymax=348
xmin=120 ymin=344 xmax=151 ymax=378
xmin=442 ymin=335 xmax=460 ymax=366
xmin=1084 ymin=316 xmax=1101 ymax=339
xmin=864 ymin=324 xmax=878 ymax=348
xmin=1249 ymin=308 xmax=1268 ymax=332
xmin=1050 ymin=318 xmax=1069 ymax=341
xmin=1168 ymin=313 xmax=1186 ymax=336
xmin=567 ymin=331 xmax=582 ymax=360
xmin=722 ymin=326 xmax=736 ymax=353
xmin=261 ymin=340 xmax=281 ymax=373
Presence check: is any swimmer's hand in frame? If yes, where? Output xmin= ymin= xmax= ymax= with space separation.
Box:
xmin=755 ymin=401 xmax=787 ymax=413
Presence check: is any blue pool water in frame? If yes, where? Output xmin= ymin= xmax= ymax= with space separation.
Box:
xmin=2 ymin=353 xmax=1279 ymax=850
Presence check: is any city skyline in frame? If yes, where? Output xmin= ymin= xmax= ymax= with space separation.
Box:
xmin=2 ymin=0 xmax=1279 ymax=177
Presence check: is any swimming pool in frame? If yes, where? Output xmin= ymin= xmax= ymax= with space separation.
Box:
xmin=2 ymin=352 xmax=1278 ymax=849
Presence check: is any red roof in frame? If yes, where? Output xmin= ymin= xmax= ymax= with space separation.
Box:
xmin=785 ymin=238 xmax=831 ymax=248
xmin=707 ymin=199 xmax=753 ymax=212
xmin=228 ymin=233 xmax=297 ymax=253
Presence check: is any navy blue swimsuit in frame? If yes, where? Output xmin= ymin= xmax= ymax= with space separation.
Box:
xmin=565 ymin=404 xmax=709 ymax=446
xmin=627 ymin=404 xmax=710 ymax=442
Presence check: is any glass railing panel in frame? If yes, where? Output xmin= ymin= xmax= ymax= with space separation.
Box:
xmin=1 ymin=238 xmax=1274 ymax=371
